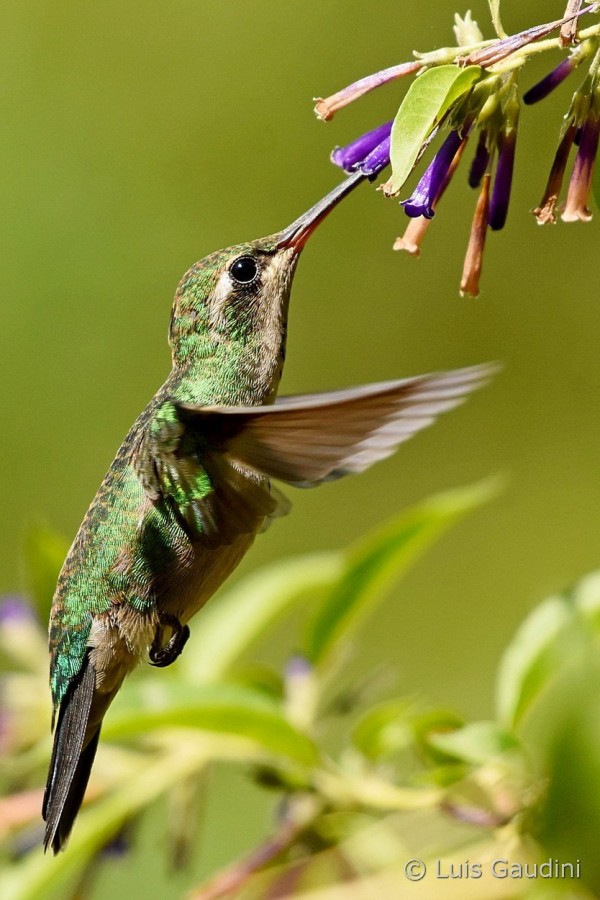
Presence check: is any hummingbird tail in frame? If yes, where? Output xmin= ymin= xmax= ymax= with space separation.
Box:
xmin=43 ymin=653 xmax=101 ymax=854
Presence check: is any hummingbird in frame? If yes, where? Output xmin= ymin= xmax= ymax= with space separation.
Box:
xmin=43 ymin=170 xmax=493 ymax=852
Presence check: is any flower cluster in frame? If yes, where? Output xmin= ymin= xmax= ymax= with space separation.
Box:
xmin=315 ymin=8 xmax=600 ymax=297
xmin=528 ymin=39 xmax=600 ymax=223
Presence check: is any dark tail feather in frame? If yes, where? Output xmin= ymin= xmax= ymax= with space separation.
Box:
xmin=43 ymin=653 xmax=100 ymax=854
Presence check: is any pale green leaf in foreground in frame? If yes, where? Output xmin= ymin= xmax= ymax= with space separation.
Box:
xmin=305 ymin=478 xmax=501 ymax=666
xmin=381 ymin=64 xmax=482 ymax=197
xmin=2 ymin=744 xmax=211 ymax=900
xmin=495 ymin=595 xmax=573 ymax=730
xmin=497 ymin=569 xmax=600 ymax=730
xmin=351 ymin=701 xmax=413 ymax=760
xmin=180 ymin=553 xmax=341 ymax=684
xmin=106 ymin=681 xmax=319 ymax=766
xmin=427 ymin=720 xmax=519 ymax=766
xmin=572 ymin=570 xmax=600 ymax=630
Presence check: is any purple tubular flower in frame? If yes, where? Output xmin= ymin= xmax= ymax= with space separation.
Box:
xmin=359 ymin=134 xmax=391 ymax=177
xmin=469 ymin=130 xmax=490 ymax=188
xmin=523 ymin=57 xmax=576 ymax=105
xmin=561 ymin=109 xmax=600 ymax=222
xmin=489 ymin=128 xmax=517 ymax=231
xmin=533 ymin=121 xmax=577 ymax=224
xmin=331 ymin=120 xmax=393 ymax=172
xmin=402 ymin=130 xmax=463 ymax=218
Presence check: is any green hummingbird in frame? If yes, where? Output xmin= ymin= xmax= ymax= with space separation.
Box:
xmin=43 ymin=171 xmax=493 ymax=852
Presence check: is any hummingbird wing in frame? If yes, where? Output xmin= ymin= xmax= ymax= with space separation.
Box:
xmin=177 ymin=363 xmax=494 ymax=487
xmin=139 ymin=363 xmax=494 ymax=543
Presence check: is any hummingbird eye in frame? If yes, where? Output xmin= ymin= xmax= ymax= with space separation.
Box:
xmin=229 ymin=255 xmax=259 ymax=285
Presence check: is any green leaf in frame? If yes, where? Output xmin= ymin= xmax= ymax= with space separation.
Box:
xmin=381 ymin=64 xmax=482 ymax=197
xmin=24 ymin=523 xmax=69 ymax=620
xmin=427 ymin=721 xmax=520 ymax=766
xmin=573 ymin=571 xmax=600 ymax=632
xmin=106 ymin=681 xmax=319 ymax=766
xmin=180 ymin=552 xmax=341 ymax=684
xmin=352 ymin=701 xmax=413 ymax=760
xmin=411 ymin=708 xmax=466 ymax=765
xmin=304 ymin=479 xmax=501 ymax=666
xmin=2 ymin=743 xmax=213 ymax=900
xmin=495 ymin=595 xmax=574 ymax=729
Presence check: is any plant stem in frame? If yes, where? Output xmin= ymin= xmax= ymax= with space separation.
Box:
xmin=189 ymin=796 xmax=321 ymax=900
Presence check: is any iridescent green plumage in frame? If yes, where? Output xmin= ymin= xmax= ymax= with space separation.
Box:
xmin=44 ymin=173 xmax=494 ymax=852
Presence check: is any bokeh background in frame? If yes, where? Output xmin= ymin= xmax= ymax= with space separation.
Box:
xmin=2 ymin=1 xmax=600 ymax=895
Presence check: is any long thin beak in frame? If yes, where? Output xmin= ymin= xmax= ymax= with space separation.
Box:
xmin=277 ymin=170 xmax=367 ymax=252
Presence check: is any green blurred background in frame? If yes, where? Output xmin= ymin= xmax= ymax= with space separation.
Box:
xmin=3 ymin=0 xmax=600 ymax=893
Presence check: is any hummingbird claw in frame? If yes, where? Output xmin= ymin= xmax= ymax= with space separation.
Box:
xmin=149 ymin=615 xmax=190 ymax=667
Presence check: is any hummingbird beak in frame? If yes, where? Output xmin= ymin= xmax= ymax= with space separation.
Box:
xmin=277 ymin=170 xmax=366 ymax=253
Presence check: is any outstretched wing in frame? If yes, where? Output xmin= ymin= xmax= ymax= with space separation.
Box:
xmin=136 ymin=363 xmax=495 ymax=544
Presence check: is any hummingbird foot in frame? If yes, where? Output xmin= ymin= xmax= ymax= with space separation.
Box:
xmin=149 ymin=614 xmax=190 ymax=667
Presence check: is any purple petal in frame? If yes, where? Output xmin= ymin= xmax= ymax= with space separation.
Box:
xmin=468 ymin=130 xmax=490 ymax=188
xmin=561 ymin=110 xmax=600 ymax=221
xmin=359 ymin=135 xmax=391 ymax=177
xmin=285 ymin=655 xmax=312 ymax=680
xmin=331 ymin=120 xmax=393 ymax=172
xmin=402 ymin=130 xmax=463 ymax=219
xmin=523 ymin=57 xmax=575 ymax=105
xmin=578 ymin=110 xmax=600 ymax=166
xmin=533 ymin=121 xmax=577 ymax=224
xmin=489 ymin=129 xmax=517 ymax=231
xmin=0 ymin=595 xmax=35 ymax=625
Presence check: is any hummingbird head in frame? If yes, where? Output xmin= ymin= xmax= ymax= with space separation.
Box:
xmin=168 ymin=173 xmax=364 ymax=400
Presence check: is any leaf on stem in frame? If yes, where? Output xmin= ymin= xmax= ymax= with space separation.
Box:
xmin=181 ymin=553 xmax=341 ymax=684
xmin=304 ymin=478 xmax=501 ymax=667
xmin=495 ymin=596 xmax=573 ymax=729
xmin=381 ymin=65 xmax=482 ymax=197
xmin=105 ymin=681 xmax=319 ymax=766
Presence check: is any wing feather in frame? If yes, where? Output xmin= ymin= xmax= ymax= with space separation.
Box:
xmin=136 ymin=364 xmax=495 ymax=541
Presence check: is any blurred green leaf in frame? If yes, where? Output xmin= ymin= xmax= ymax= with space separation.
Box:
xmin=230 ymin=663 xmax=284 ymax=699
xmin=495 ymin=595 xmax=573 ymax=730
xmin=3 ymin=743 xmax=212 ymax=900
xmin=106 ymin=681 xmax=319 ymax=766
xmin=23 ymin=524 xmax=69 ymax=621
xmin=424 ymin=762 xmax=470 ymax=787
xmin=181 ymin=553 xmax=341 ymax=684
xmin=382 ymin=65 xmax=482 ymax=196
xmin=352 ymin=701 xmax=412 ymax=760
xmin=305 ymin=479 xmax=500 ymax=666
xmin=411 ymin=708 xmax=466 ymax=765
xmin=427 ymin=720 xmax=519 ymax=765
xmin=573 ymin=570 xmax=600 ymax=631
xmin=533 ymin=650 xmax=600 ymax=897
